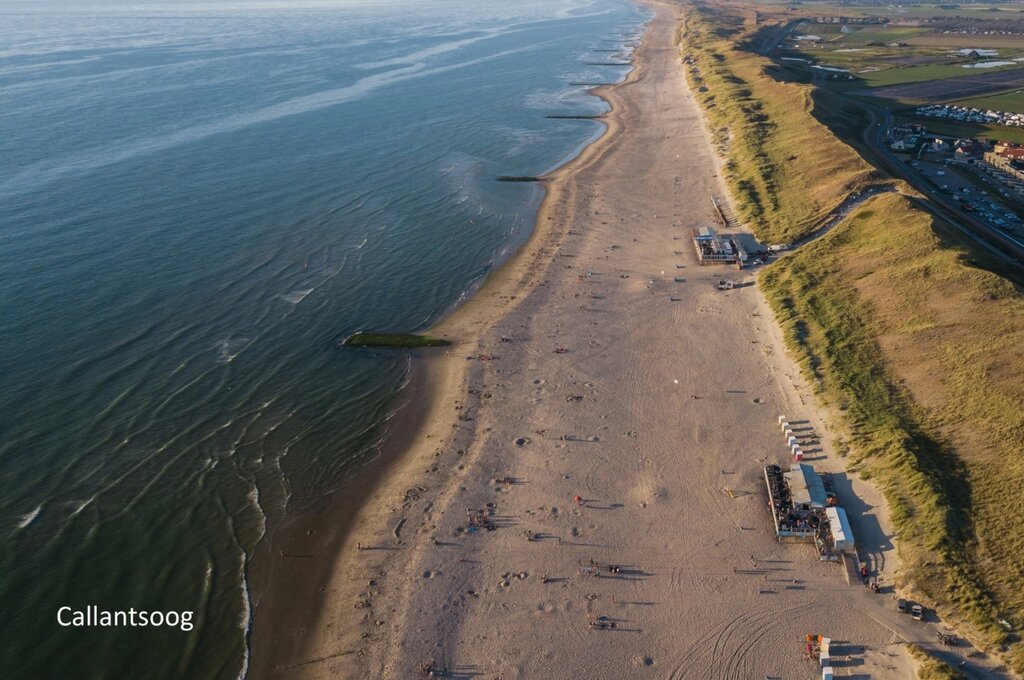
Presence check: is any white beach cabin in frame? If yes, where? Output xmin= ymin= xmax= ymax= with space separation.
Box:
xmin=826 ymin=506 xmax=855 ymax=551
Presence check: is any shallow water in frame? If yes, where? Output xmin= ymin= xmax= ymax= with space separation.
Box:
xmin=0 ymin=0 xmax=647 ymax=677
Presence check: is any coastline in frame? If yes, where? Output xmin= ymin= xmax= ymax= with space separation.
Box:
xmin=251 ymin=1 xmax=922 ymax=677
xmin=246 ymin=16 xmax=643 ymax=679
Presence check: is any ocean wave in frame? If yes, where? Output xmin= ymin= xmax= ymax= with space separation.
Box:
xmin=279 ymin=288 xmax=314 ymax=305
xmin=237 ymin=555 xmax=251 ymax=680
xmin=68 ymin=496 xmax=95 ymax=518
xmin=353 ymin=31 xmax=495 ymax=70
xmin=15 ymin=504 xmax=41 ymax=530
xmin=214 ymin=338 xmax=252 ymax=364
xmin=248 ymin=485 xmax=267 ymax=542
xmin=1 ymin=42 xmax=546 ymax=200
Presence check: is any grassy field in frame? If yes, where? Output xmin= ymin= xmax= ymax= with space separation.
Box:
xmin=788 ymin=49 xmax=930 ymax=78
xmin=761 ymin=193 xmax=1024 ymax=674
xmin=837 ymin=25 xmax=933 ymax=43
xmin=797 ymin=2 xmax=1024 ymax=21
xmin=680 ymin=7 xmax=880 ymax=243
xmin=953 ymin=88 xmax=1024 ymax=114
xmin=789 ymin=22 xmax=932 ymax=45
xmin=835 ymin=62 xmax=1024 ymax=90
xmin=907 ymin=33 xmax=1024 ymax=50
xmin=795 ymin=23 xmax=845 ymax=41
xmin=802 ymin=46 xmax=943 ymax=69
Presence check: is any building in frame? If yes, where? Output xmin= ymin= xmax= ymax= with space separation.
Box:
xmin=892 ymin=123 xmax=925 ymax=138
xmin=764 ymin=463 xmax=828 ymax=540
xmin=825 ymin=506 xmax=855 ymax=552
xmin=786 ymin=463 xmax=828 ymax=509
xmin=953 ymin=138 xmax=987 ymax=158
xmin=984 ymin=151 xmax=1024 ymax=184
xmin=765 ymin=463 xmax=854 ymax=559
xmin=998 ymin=146 xmax=1024 ymax=161
xmin=692 ymin=226 xmax=746 ymax=266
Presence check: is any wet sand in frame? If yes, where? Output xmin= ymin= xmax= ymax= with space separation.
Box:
xmin=249 ymin=2 xmax=928 ymax=678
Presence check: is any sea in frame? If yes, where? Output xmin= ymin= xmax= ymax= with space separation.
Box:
xmin=0 ymin=0 xmax=647 ymax=677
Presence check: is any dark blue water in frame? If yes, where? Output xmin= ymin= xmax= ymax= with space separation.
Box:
xmin=0 ymin=0 xmax=647 ymax=677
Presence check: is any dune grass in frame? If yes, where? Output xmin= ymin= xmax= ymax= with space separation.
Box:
xmin=680 ymin=6 xmax=880 ymax=243
xmin=908 ymin=643 xmax=968 ymax=680
xmin=761 ymin=193 xmax=1024 ymax=672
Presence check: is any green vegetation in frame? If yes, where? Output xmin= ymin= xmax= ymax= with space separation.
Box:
xmin=800 ymin=46 xmax=936 ymax=70
xmin=761 ymin=193 xmax=1024 ymax=672
xmin=908 ymin=33 xmax=1024 ymax=49
xmin=342 ymin=332 xmax=451 ymax=348
xmin=837 ymin=26 xmax=932 ymax=43
xmin=680 ymin=7 xmax=879 ymax=242
xmin=953 ymin=88 xmax=1024 ymax=115
xmin=907 ymin=643 xmax=968 ymax=680
xmin=836 ymin=62 xmax=1024 ymax=90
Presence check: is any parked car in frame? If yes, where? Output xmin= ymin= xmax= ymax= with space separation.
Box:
xmin=912 ymin=604 xmax=924 ymax=621
xmin=897 ymin=598 xmax=908 ymax=613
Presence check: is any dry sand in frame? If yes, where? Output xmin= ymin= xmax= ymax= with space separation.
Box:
xmin=250 ymin=2 xmax=996 ymax=678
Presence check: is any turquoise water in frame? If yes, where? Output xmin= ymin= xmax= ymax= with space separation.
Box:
xmin=0 ymin=0 xmax=646 ymax=677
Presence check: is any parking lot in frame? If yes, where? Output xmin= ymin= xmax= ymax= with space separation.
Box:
xmin=914 ymin=155 xmax=1023 ymax=235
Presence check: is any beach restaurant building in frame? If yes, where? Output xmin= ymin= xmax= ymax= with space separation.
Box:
xmin=692 ymin=226 xmax=747 ymax=265
xmin=765 ymin=463 xmax=827 ymax=540
xmin=765 ymin=462 xmax=858 ymax=560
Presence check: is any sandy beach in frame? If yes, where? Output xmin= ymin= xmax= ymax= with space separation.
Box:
xmin=247 ymin=1 xmax=959 ymax=677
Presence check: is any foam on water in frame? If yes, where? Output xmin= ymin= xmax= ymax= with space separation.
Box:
xmin=248 ymin=485 xmax=267 ymax=541
xmin=68 ymin=497 xmax=95 ymax=518
xmin=214 ymin=338 xmax=252 ymax=364
xmin=15 ymin=505 xmax=41 ymax=531
xmin=279 ymin=289 xmax=314 ymax=305
xmin=237 ymin=552 xmax=252 ymax=680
